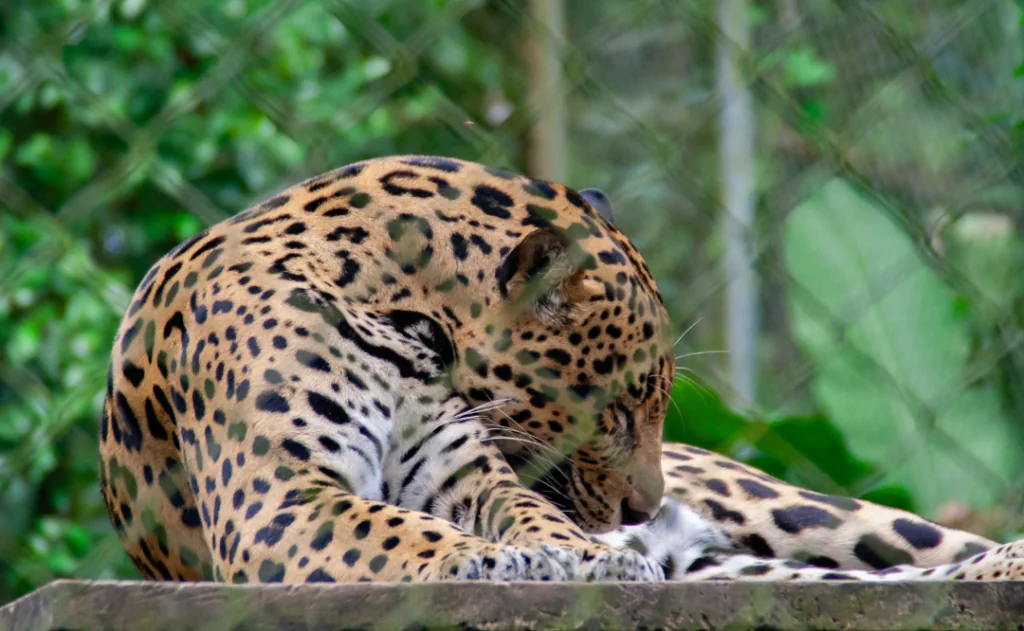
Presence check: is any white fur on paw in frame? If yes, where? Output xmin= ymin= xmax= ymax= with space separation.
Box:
xmin=592 ymin=498 xmax=734 ymax=580
xmin=579 ymin=547 xmax=665 ymax=582
xmin=443 ymin=544 xmax=570 ymax=581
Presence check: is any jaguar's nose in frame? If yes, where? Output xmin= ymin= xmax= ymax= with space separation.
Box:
xmin=620 ymin=497 xmax=655 ymax=526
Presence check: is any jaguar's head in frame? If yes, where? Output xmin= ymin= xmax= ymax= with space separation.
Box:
xmin=452 ymin=187 xmax=674 ymax=533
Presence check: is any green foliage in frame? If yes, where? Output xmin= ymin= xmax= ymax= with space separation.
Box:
xmin=665 ymin=373 xmax=881 ymax=503
xmin=0 ymin=215 xmax=136 ymax=597
xmin=0 ymin=0 xmax=523 ymax=601
xmin=784 ymin=179 xmax=1024 ymax=513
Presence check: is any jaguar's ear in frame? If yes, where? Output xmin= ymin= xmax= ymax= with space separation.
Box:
xmin=579 ymin=188 xmax=614 ymax=223
xmin=496 ymin=228 xmax=590 ymax=317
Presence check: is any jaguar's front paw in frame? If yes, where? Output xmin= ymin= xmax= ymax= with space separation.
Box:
xmin=436 ymin=542 xmax=574 ymax=581
xmin=577 ymin=545 xmax=665 ymax=582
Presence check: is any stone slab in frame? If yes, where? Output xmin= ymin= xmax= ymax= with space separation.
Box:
xmin=2 ymin=579 xmax=1023 ymax=631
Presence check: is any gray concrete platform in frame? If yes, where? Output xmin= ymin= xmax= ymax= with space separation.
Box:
xmin=2 ymin=579 xmax=1023 ymax=631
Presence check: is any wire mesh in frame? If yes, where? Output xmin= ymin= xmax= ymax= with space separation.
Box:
xmin=0 ymin=0 xmax=1022 ymax=603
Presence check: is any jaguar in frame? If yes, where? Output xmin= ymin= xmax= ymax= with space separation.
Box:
xmin=100 ymin=155 xmax=1022 ymax=584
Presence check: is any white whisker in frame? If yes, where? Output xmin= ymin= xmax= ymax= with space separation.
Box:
xmin=675 ymin=349 xmax=730 ymax=361
xmin=673 ymin=373 xmax=713 ymax=406
xmin=453 ymin=398 xmax=514 ymax=421
xmin=487 ymin=404 xmax=565 ymax=459
xmin=673 ymin=317 xmax=704 ymax=349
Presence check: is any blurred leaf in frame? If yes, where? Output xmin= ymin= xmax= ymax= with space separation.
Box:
xmin=666 ymin=379 xmax=882 ymax=499
xmin=860 ymin=485 xmax=915 ymax=513
xmin=944 ymin=212 xmax=1024 ymax=319
xmin=799 ymin=97 xmax=827 ymax=122
xmin=0 ymin=128 xmax=12 ymax=161
xmin=14 ymin=133 xmax=54 ymax=168
xmin=755 ymin=414 xmax=875 ymax=491
xmin=784 ymin=178 xmax=1024 ymax=514
xmin=850 ymin=78 xmax=971 ymax=174
xmin=784 ymin=47 xmax=836 ymax=88
xmin=663 ymin=378 xmax=747 ymax=448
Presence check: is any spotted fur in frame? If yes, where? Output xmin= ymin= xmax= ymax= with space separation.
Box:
xmin=594 ymin=444 xmax=1023 ymax=581
xmin=99 ymin=156 xmax=673 ymax=583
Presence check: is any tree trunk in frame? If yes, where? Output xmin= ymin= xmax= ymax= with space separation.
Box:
xmin=717 ymin=0 xmax=758 ymax=405
xmin=525 ymin=0 xmax=566 ymax=182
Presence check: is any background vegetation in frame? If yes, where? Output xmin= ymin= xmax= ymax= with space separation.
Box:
xmin=1 ymin=0 xmax=1022 ymax=602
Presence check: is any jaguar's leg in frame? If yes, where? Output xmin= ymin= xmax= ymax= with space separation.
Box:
xmin=599 ymin=498 xmax=1023 ymax=581
xmin=384 ymin=393 xmax=663 ymax=581
xmin=658 ymin=443 xmax=997 ymax=571
xmin=679 ymin=539 xmax=1024 ymax=581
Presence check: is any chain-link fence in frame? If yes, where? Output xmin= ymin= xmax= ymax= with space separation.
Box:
xmin=1 ymin=0 xmax=1022 ymax=603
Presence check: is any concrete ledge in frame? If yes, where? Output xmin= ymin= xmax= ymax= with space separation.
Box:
xmin=2 ymin=580 xmax=1023 ymax=631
